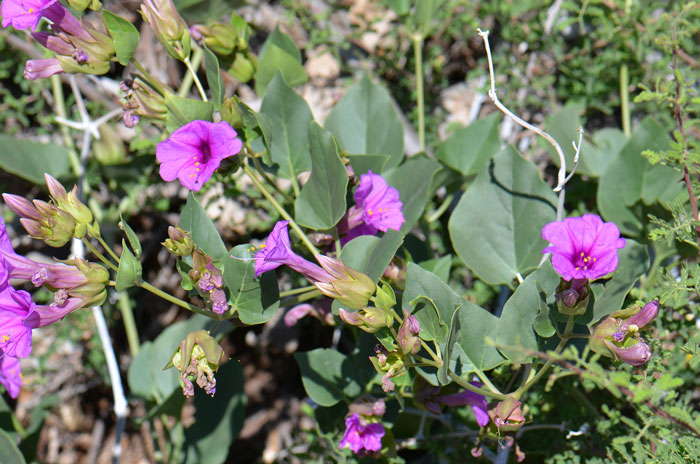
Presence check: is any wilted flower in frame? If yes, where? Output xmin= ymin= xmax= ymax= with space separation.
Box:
xmin=0 ymin=353 xmax=22 ymax=399
xmin=590 ymin=300 xmax=659 ymax=367
xmin=339 ymin=413 xmax=385 ymax=455
xmin=489 ymin=397 xmax=525 ymax=430
xmin=166 ymin=330 xmax=225 ymax=397
xmin=542 ymin=214 xmax=626 ymax=281
xmin=156 ymin=120 xmax=242 ymax=191
xmin=396 ymin=309 xmax=421 ymax=355
xmin=437 ymin=384 xmax=490 ymax=427
xmin=340 ymin=171 xmax=404 ymax=242
xmin=188 ymin=250 xmax=228 ymax=314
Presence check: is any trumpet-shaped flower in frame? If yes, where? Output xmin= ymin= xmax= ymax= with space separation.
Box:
xmin=0 ymin=287 xmax=36 ymax=358
xmin=1 ymin=0 xmax=57 ymax=31
xmin=542 ymin=214 xmax=626 ymax=281
xmin=0 ymin=353 xmax=21 ymax=398
xmin=339 ymin=413 xmax=385 ymax=454
xmin=156 ymin=120 xmax=242 ymax=191
xmin=437 ymin=385 xmax=490 ymax=427
xmin=341 ymin=171 xmax=404 ymax=242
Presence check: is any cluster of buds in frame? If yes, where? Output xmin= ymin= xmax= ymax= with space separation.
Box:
xmin=120 ymin=78 xmax=169 ymax=128
xmin=140 ymin=0 xmax=191 ymax=62
xmin=162 ymin=226 xmax=194 ymax=257
xmin=165 ymin=330 xmax=225 ymax=397
xmin=1 ymin=0 xmax=115 ymax=79
xmin=555 ymin=278 xmax=589 ymax=315
xmin=338 ymin=282 xmax=396 ymax=333
xmin=590 ymin=300 xmax=659 ymax=366
xmin=190 ymin=14 xmax=257 ymax=82
xmin=370 ymin=345 xmax=406 ymax=393
xmin=3 ymin=174 xmax=97 ymax=247
xmin=313 ymin=255 xmax=376 ymax=310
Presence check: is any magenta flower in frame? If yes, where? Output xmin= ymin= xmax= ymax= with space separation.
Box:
xmin=1 ymin=0 xmax=58 ymax=31
xmin=0 ymin=287 xmax=36 ymax=358
xmin=604 ymin=340 xmax=651 ymax=367
xmin=542 ymin=214 xmax=626 ymax=281
xmin=156 ymin=120 xmax=242 ymax=191
xmin=437 ymin=385 xmax=490 ymax=427
xmin=253 ymin=221 xmax=328 ymax=281
xmin=0 ymin=354 xmax=22 ymax=398
xmin=339 ymin=413 xmax=385 ymax=455
xmin=340 ymin=171 xmax=404 ymax=242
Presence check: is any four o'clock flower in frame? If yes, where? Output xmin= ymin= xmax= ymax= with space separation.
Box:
xmin=542 ymin=214 xmax=626 ymax=281
xmin=340 ymin=170 xmax=404 ymax=242
xmin=339 ymin=413 xmax=385 ymax=455
xmin=0 ymin=287 xmax=36 ymax=358
xmin=1 ymin=0 xmax=58 ymax=31
xmin=0 ymin=354 xmax=22 ymax=399
xmin=156 ymin=120 xmax=242 ymax=191
xmin=437 ymin=385 xmax=490 ymax=427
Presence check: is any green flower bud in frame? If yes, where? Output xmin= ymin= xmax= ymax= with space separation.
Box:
xmin=141 ymin=0 xmax=191 ymax=62
xmin=163 ymin=226 xmax=195 ymax=257
xmin=44 ymin=174 xmax=94 ymax=235
xmin=555 ymin=278 xmax=589 ymax=316
xmin=314 ymin=255 xmax=376 ymax=310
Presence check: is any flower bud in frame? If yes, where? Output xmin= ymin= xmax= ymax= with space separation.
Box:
xmin=24 ymin=58 xmax=64 ymax=80
xmin=65 ymin=0 xmax=101 ymax=11
xmin=339 ymin=306 xmax=392 ymax=333
xmin=165 ymin=330 xmax=225 ymax=397
xmin=488 ymin=397 xmax=525 ymax=430
xmin=620 ymin=300 xmax=659 ymax=331
xmin=397 ymin=310 xmax=421 ymax=355
xmin=369 ymin=346 xmax=405 ymax=393
xmin=314 ymin=255 xmax=376 ymax=310
xmin=44 ymin=174 xmax=94 ymax=236
xmin=140 ymin=0 xmax=191 ymax=62
xmin=555 ymin=278 xmax=589 ymax=315
xmin=66 ymin=258 xmax=109 ymax=306
xmin=3 ymin=194 xmax=76 ymax=247
xmin=163 ymin=226 xmax=194 ymax=257
xmin=603 ymin=340 xmax=651 ymax=367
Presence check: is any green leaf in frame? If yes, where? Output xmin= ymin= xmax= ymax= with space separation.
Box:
xmin=436 ymin=112 xmax=501 ymax=176
xmin=183 ymin=362 xmax=246 ymax=464
xmin=165 ymin=93 xmax=214 ymax=134
xmin=179 ymin=192 xmax=228 ymax=259
xmin=496 ymin=262 xmax=560 ymax=362
xmin=453 ymin=302 xmax=505 ymax=372
xmin=0 ymin=428 xmax=25 ymax=464
xmin=597 ymin=118 xmax=684 ymax=236
xmin=255 ymin=27 xmax=307 ymax=96
xmin=294 ymin=348 xmax=360 ymax=407
xmin=0 ymin=135 xmax=70 ymax=184
xmin=588 ymin=240 xmax=649 ymax=326
xmin=294 ymin=123 xmax=348 ymax=230
xmin=202 ymin=44 xmax=224 ymax=109
xmin=119 ymin=215 xmax=142 ymax=258
xmin=173 ymin=0 xmax=243 ymax=23
xmin=223 ymin=245 xmax=279 ymax=324
xmin=542 ymin=102 xmax=626 ymax=178
xmin=448 ymin=146 xmax=557 ymax=286
xmin=385 ymin=156 xmax=440 ymax=233
xmin=103 ymin=11 xmax=139 ymax=66
xmin=231 ymin=97 xmax=269 ymax=153
xmin=437 ymin=306 xmax=461 ymax=385
xmin=418 ymin=256 xmax=452 ymax=283
xmin=347 ymin=153 xmax=390 ymax=176
xmin=128 ymin=315 xmax=212 ymax=402
xmin=115 ymin=240 xmax=142 ymax=291
xmin=258 ymin=73 xmax=313 ymax=180
xmin=340 ymin=229 xmax=404 ymax=282
xmin=412 ymin=0 xmax=445 ymax=32
xmin=325 ymin=76 xmax=404 ymax=170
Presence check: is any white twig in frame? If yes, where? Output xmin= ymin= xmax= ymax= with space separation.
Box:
xmin=66 ymin=75 xmax=127 ymax=464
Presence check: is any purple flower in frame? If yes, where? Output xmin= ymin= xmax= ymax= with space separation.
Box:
xmin=1 ymin=0 xmax=57 ymax=31
xmin=542 ymin=214 xmax=626 ymax=281
xmin=604 ymin=340 xmax=651 ymax=367
xmin=339 ymin=413 xmax=385 ymax=454
xmin=0 ymin=353 xmax=22 ymax=398
xmin=156 ymin=120 xmax=242 ymax=191
xmin=340 ymin=171 xmax=404 ymax=242
xmin=23 ymin=58 xmax=64 ymax=80
xmin=0 ymin=287 xmax=36 ymax=358
xmin=253 ymin=221 xmax=328 ymax=281
xmin=437 ymin=382 xmax=490 ymax=427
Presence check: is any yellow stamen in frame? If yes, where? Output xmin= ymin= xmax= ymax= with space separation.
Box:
xmin=1 ymin=334 xmax=9 ymax=343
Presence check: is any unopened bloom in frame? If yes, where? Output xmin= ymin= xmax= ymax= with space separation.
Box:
xmin=163 ymin=226 xmax=194 ymax=257
xmin=140 ymin=0 xmax=191 ymax=61
xmin=396 ymin=310 xmax=421 ymax=355
xmin=339 ymin=413 xmax=385 ymax=455
xmin=23 ymin=58 xmax=64 ymax=80
xmin=340 ymin=171 xmax=404 ymax=242
xmin=3 ymin=193 xmax=77 ymax=247
xmin=542 ymin=214 xmax=626 ymax=281
xmin=0 ymin=354 xmax=22 ymax=398
xmin=156 ymin=120 xmax=242 ymax=191
xmin=1 ymin=0 xmax=58 ymax=31
xmin=604 ymin=340 xmax=651 ymax=366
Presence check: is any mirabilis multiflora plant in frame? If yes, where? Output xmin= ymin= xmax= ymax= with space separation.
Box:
xmin=0 ymin=0 xmax=689 ymax=462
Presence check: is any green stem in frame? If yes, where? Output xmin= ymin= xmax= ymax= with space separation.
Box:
xmin=279 ymin=285 xmax=317 ymax=298
xmin=82 ymin=238 xmax=119 ymax=272
xmin=131 ymin=59 xmax=166 ymax=95
xmin=472 ymin=368 xmax=504 ymax=395
xmin=10 ymin=411 xmax=26 ymax=438
xmin=118 ymin=291 xmax=140 ymax=357
xmin=412 ymin=34 xmax=426 ymax=153
xmin=419 ymin=338 xmax=441 ymax=364
xmin=252 ymin=156 xmax=294 ymax=204
xmin=280 ymin=289 xmax=323 ymax=306
xmin=426 ymin=192 xmax=455 ymax=223
xmin=620 ymin=64 xmax=631 ymax=137
xmin=410 ymin=355 xmax=441 ymax=367
xmin=514 ymin=315 xmax=574 ymax=398
xmin=242 ymin=164 xmax=320 ymax=255
xmin=96 ymin=234 xmax=121 ymax=264
xmin=183 ymin=53 xmax=207 ymax=102
xmin=139 ymin=281 xmax=213 ymax=318
xmin=51 ymin=75 xmax=81 ymax=175
xmin=331 ymin=228 xmax=342 ymax=257
xmin=448 ymin=371 xmax=508 ymax=400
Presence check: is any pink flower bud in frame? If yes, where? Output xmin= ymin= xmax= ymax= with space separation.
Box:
xmin=24 ymin=58 xmax=64 ymax=80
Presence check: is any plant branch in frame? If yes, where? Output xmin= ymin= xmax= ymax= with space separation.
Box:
xmin=183 ymin=54 xmax=208 ymax=102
